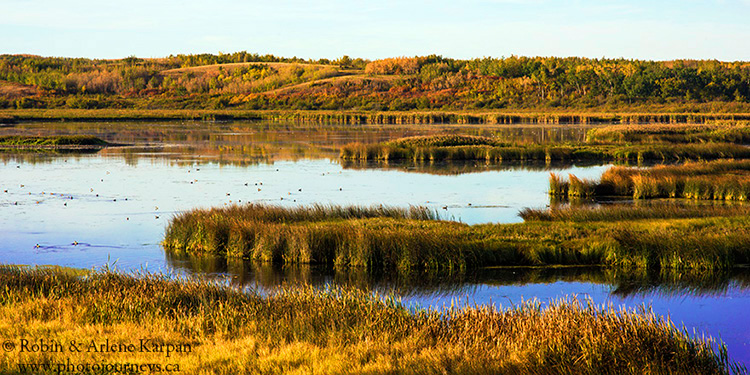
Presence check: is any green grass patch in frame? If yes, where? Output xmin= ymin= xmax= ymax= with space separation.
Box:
xmin=0 ymin=266 xmax=741 ymax=374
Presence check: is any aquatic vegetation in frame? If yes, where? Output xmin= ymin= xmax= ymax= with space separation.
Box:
xmin=554 ymin=160 xmax=750 ymax=200
xmin=586 ymin=122 xmax=750 ymax=144
xmin=164 ymin=204 xmax=469 ymax=272
xmin=0 ymin=266 xmax=741 ymax=374
xmin=520 ymin=203 xmax=750 ymax=222
xmin=341 ymin=134 xmax=750 ymax=162
xmin=0 ymin=135 xmax=108 ymax=147
xmin=387 ymin=134 xmax=501 ymax=147
xmin=164 ymin=203 xmax=750 ymax=272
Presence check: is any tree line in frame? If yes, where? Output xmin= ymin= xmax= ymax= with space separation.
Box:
xmin=1 ymin=53 xmax=749 ymax=111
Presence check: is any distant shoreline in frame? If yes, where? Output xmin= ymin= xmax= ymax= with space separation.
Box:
xmin=3 ymin=108 xmax=750 ymax=125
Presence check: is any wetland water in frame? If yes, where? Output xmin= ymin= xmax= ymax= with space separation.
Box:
xmin=1 ymin=121 xmax=749 ymax=364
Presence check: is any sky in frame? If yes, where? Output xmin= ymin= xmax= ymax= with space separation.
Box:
xmin=2 ymin=0 xmax=750 ymax=61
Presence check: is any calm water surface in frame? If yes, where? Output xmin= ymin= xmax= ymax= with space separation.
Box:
xmin=1 ymin=121 xmax=748 ymax=364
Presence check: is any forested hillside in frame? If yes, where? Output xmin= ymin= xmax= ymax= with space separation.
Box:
xmin=2 ymin=53 xmax=749 ymax=112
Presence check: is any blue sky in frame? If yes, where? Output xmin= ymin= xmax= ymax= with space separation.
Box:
xmin=2 ymin=0 xmax=750 ymax=60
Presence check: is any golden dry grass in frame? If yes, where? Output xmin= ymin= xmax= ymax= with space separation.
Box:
xmin=0 ymin=266 xmax=741 ymax=374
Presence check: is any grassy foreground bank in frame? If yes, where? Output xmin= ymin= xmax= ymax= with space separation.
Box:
xmin=0 ymin=266 xmax=741 ymax=374
xmin=163 ymin=204 xmax=750 ymax=272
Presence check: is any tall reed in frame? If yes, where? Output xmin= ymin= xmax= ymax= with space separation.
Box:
xmin=556 ymin=160 xmax=750 ymax=201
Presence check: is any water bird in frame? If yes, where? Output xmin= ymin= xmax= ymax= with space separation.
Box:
xmin=442 ymin=206 xmax=448 ymax=210
xmin=298 ymin=188 xmax=302 ymax=192
xmin=226 ymin=193 xmax=230 ymax=196
xmin=244 ymin=183 xmax=248 ymax=186
xmin=34 ymin=244 xmax=40 ymax=248
xmin=72 ymin=241 xmax=78 ymax=246
xmin=257 ymin=188 xmax=261 ymax=191
xmin=64 ymin=202 xmax=67 ymax=206
xmin=155 ymin=216 xmax=159 ymax=219
xmin=155 ymin=206 xmax=159 ymax=210
xmin=339 ymin=188 xmax=343 ymax=191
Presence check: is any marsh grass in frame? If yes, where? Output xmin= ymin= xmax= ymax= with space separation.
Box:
xmin=586 ymin=122 xmax=750 ymax=144
xmin=0 ymin=266 xmax=742 ymax=374
xmin=387 ymin=134 xmax=501 ymax=147
xmin=164 ymin=204 xmax=466 ymax=272
xmin=555 ymin=160 xmax=750 ymax=200
xmin=520 ymin=203 xmax=750 ymax=222
xmin=340 ymin=137 xmax=750 ymax=163
xmin=0 ymin=135 xmax=108 ymax=147
xmin=165 ymin=204 xmax=750 ymax=272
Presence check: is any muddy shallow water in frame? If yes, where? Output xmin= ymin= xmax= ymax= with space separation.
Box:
xmin=1 ymin=121 xmax=748 ymax=364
